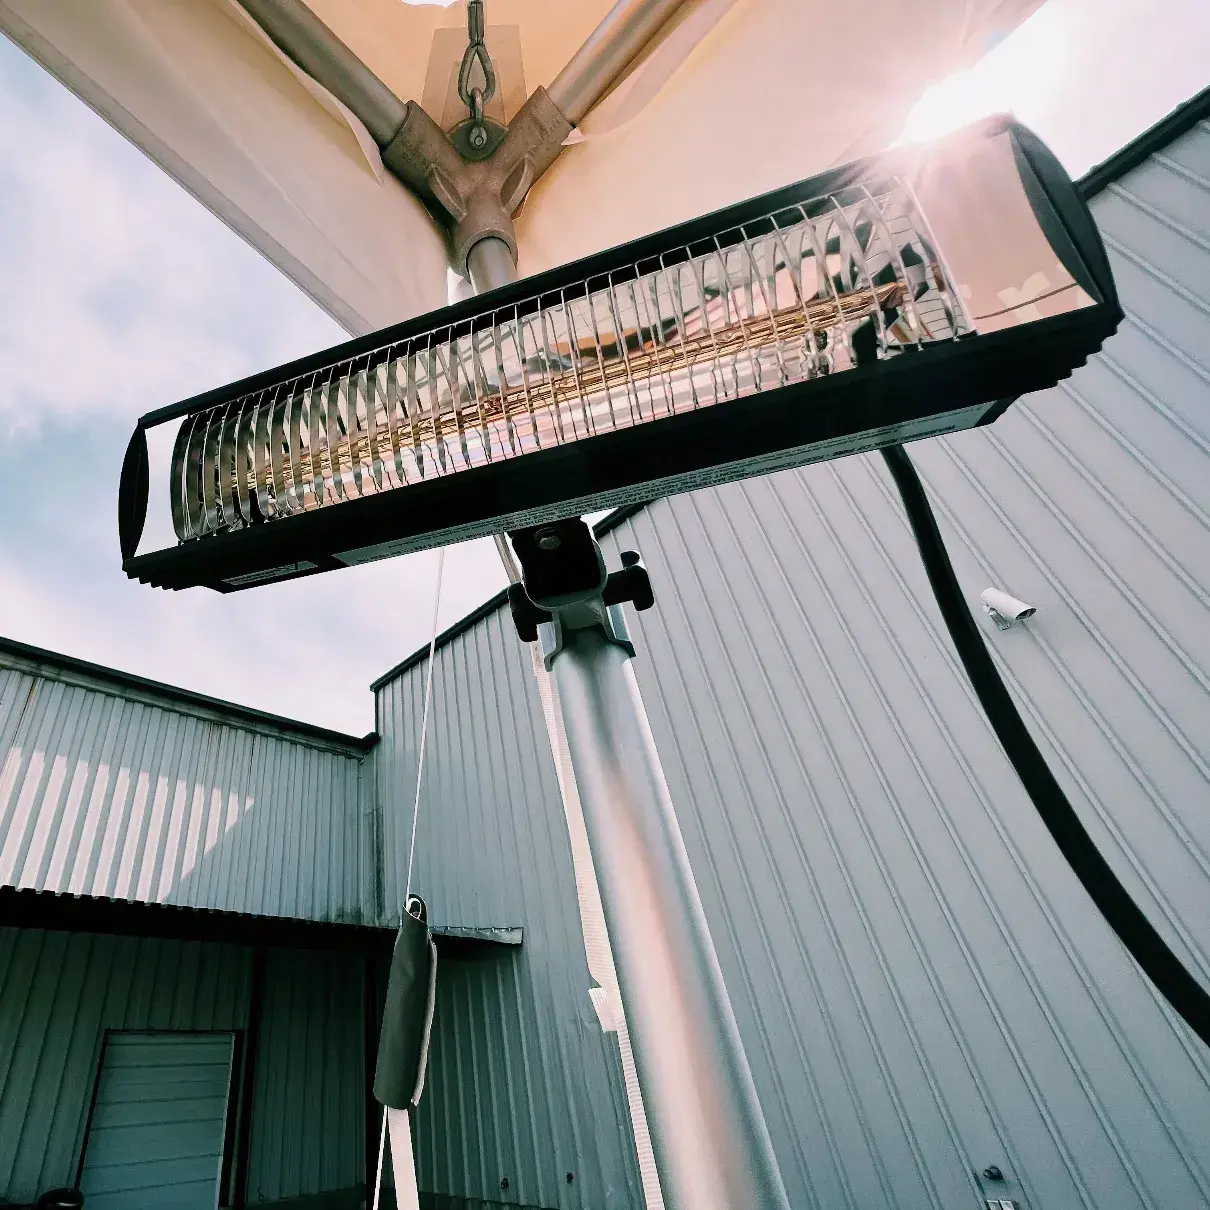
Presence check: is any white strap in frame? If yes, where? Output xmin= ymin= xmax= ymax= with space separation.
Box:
xmin=406 ymin=547 xmax=445 ymax=903
xmin=390 ymin=1107 xmax=422 ymax=1210
xmin=371 ymin=1108 xmax=388 ymax=1210
xmin=371 ymin=1107 xmax=422 ymax=1210
xmin=411 ymin=937 xmax=439 ymax=1107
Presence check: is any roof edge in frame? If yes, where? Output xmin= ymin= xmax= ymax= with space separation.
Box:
xmin=0 ymin=634 xmax=378 ymax=753
xmin=0 ymin=885 xmax=394 ymax=952
xmin=1 ymin=886 xmax=523 ymax=957
xmin=371 ymin=586 xmax=511 ymax=691
xmin=1078 ymin=83 xmax=1210 ymax=199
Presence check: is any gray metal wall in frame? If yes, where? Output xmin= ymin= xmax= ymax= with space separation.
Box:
xmin=0 ymin=928 xmax=368 ymax=1206
xmin=247 ymin=948 xmax=367 ymax=1204
xmin=372 ymin=119 xmax=1210 ymax=1209
xmin=0 ymin=928 xmax=250 ymax=1202
xmin=374 ymin=612 xmax=646 ymax=1210
xmin=0 ymin=651 xmax=374 ymax=924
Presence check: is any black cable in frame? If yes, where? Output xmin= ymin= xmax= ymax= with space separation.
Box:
xmin=881 ymin=443 xmax=1210 ymax=1050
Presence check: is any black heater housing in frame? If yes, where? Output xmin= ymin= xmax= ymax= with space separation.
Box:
xmin=119 ymin=115 xmax=1121 ymax=592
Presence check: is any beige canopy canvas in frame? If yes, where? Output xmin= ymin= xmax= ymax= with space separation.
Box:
xmin=0 ymin=0 xmax=1044 ymax=337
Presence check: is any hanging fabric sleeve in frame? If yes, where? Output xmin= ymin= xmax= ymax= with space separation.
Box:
xmin=374 ymin=909 xmax=437 ymax=1109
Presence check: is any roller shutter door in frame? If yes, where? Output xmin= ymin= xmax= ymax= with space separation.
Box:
xmin=79 ymin=1032 xmax=235 ymax=1210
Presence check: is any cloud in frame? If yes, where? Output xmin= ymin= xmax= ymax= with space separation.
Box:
xmin=0 ymin=411 xmax=506 ymax=733
xmin=0 ymin=34 xmax=342 ymax=430
xmin=0 ymin=38 xmax=506 ymax=732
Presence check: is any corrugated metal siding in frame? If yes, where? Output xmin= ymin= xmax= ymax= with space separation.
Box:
xmin=247 ymin=948 xmax=367 ymax=1204
xmin=373 ymin=120 xmax=1210 ymax=1210
xmin=0 ymin=661 xmax=374 ymax=923
xmin=0 ymin=928 xmax=250 ymax=1204
xmin=0 ymin=931 xmax=370 ymax=1206
xmin=374 ymin=610 xmax=645 ymax=1210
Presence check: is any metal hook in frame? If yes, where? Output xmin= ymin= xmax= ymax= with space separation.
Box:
xmin=458 ymin=0 xmax=497 ymax=149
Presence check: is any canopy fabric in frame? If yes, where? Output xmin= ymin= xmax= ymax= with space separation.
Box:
xmin=0 ymin=0 xmax=450 ymax=336
xmin=0 ymin=0 xmax=1045 ymax=333
xmin=514 ymin=0 xmax=1046 ymax=275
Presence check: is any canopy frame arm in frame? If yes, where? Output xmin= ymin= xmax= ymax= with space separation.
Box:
xmin=235 ymin=0 xmax=690 ymax=277
xmin=237 ymin=0 xmax=408 ymax=146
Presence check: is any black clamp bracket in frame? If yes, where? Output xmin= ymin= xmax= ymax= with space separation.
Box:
xmin=505 ymin=519 xmax=655 ymax=656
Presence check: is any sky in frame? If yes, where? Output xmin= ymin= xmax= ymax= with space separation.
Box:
xmin=0 ymin=0 xmax=1208 ymax=734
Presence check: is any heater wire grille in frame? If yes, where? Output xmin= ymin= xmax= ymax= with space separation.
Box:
xmin=170 ymin=178 xmax=970 ymax=542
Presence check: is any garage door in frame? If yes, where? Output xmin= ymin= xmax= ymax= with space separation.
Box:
xmin=79 ymin=1032 xmax=236 ymax=1210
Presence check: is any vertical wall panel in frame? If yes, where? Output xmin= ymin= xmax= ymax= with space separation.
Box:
xmin=0 ymin=928 xmax=251 ymax=1204
xmin=0 ymin=655 xmax=375 ymax=925
xmin=373 ymin=117 xmax=1210 ymax=1210
xmin=375 ymin=610 xmax=644 ymax=1210
xmin=246 ymin=948 xmax=368 ymax=1204
xmin=0 ymin=930 xmax=372 ymax=1207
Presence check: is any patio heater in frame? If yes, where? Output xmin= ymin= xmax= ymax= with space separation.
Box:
xmin=119 ymin=117 xmax=1116 ymax=590
xmin=115 ymin=108 xmax=1158 ymax=1206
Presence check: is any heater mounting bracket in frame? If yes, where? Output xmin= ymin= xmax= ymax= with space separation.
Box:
xmin=506 ymin=519 xmax=653 ymax=660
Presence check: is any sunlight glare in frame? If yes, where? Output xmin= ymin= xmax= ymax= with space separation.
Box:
xmin=895 ymin=1 xmax=1069 ymax=146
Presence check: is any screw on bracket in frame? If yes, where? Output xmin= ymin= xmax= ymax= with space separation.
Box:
xmin=458 ymin=0 xmax=497 ymax=152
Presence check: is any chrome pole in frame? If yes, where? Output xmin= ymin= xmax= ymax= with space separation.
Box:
xmin=466 ymin=236 xmax=520 ymax=295
xmin=552 ymin=627 xmax=790 ymax=1210
xmin=469 ymin=180 xmax=786 ymax=1210
xmin=511 ymin=523 xmax=790 ymax=1210
xmin=236 ymin=0 xmax=408 ymax=145
xmin=547 ymin=0 xmax=690 ymax=124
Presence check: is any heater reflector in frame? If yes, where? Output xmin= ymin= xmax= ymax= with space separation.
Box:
xmin=172 ymin=185 xmax=960 ymax=542
xmin=120 ymin=116 xmax=1121 ymax=592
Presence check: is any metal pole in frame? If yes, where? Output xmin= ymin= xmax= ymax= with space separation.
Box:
xmin=466 ymin=236 xmax=520 ymax=294
xmin=547 ymin=0 xmax=690 ymax=124
xmin=236 ymin=0 xmax=408 ymax=145
xmin=549 ymin=623 xmax=790 ymax=1210
xmin=232 ymin=5 xmax=782 ymax=1203
xmin=476 ymin=226 xmax=786 ymax=1210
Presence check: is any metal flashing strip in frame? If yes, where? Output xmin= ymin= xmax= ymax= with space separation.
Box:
xmin=0 ymin=885 xmax=393 ymax=951
xmin=0 ymin=887 xmax=522 ymax=958
xmin=0 ymin=633 xmax=377 ymax=755
xmin=431 ymin=925 xmax=523 ymax=945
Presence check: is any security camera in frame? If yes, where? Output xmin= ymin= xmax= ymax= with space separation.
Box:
xmin=981 ymin=588 xmax=1036 ymax=630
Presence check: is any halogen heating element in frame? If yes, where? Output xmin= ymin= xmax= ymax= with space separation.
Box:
xmin=172 ymin=195 xmax=950 ymax=544
xmin=119 ymin=116 xmax=1121 ymax=591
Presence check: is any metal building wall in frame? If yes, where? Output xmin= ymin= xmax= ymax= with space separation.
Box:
xmin=0 ymin=927 xmax=251 ymax=1204
xmin=372 ymin=117 xmax=1210 ymax=1210
xmin=246 ymin=947 xmax=368 ymax=1204
xmin=374 ymin=610 xmax=646 ymax=1210
xmin=0 ymin=652 xmax=375 ymax=924
xmin=0 ymin=928 xmax=370 ymax=1206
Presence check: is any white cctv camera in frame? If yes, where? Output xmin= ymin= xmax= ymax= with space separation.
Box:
xmin=981 ymin=587 xmax=1036 ymax=631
